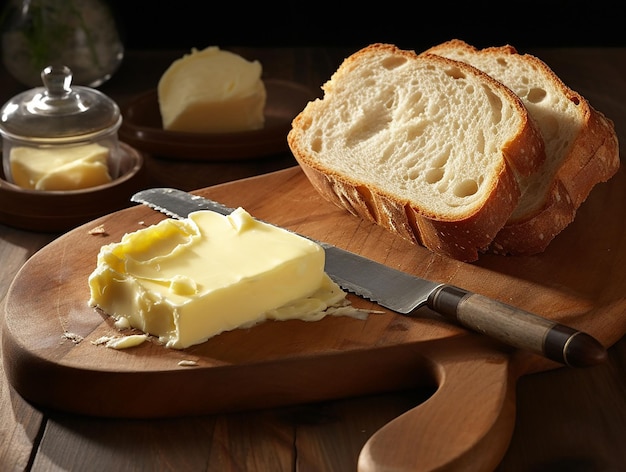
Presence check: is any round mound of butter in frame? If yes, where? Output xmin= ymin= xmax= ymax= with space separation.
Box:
xmin=158 ymin=46 xmax=267 ymax=133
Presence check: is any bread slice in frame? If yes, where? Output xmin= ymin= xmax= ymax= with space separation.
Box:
xmin=425 ymin=39 xmax=620 ymax=255
xmin=288 ymin=43 xmax=545 ymax=262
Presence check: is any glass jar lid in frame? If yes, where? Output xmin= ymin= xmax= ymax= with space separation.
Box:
xmin=0 ymin=65 xmax=121 ymax=144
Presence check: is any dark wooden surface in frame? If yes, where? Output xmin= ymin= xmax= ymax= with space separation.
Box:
xmin=1 ymin=46 xmax=625 ymax=471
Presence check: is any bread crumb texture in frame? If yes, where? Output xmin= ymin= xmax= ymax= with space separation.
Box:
xmin=290 ymin=43 xmax=544 ymax=261
xmin=425 ymin=39 xmax=620 ymax=255
xmin=289 ymin=42 xmax=619 ymax=261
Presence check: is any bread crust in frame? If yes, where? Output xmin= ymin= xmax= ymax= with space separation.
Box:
xmin=426 ymin=39 xmax=620 ymax=255
xmin=289 ymin=43 xmax=545 ymax=262
xmin=490 ymin=109 xmax=620 ymax=255
xmin=296 ymin=156 xmax=521 ymax=261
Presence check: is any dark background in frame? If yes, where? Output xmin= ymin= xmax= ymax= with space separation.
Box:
xmin=108 ymin=1 xmax=624 ymax=51
xmin=2 ymin=0 xmax=622 ymax=53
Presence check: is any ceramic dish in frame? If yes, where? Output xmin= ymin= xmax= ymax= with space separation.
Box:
xmin=118 ymin=79 xmax=318 ymax=161
xmin=0 ymin=142 xmax=149 ymax=233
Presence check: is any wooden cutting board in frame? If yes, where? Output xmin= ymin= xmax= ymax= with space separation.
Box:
xmin=4 ymin=165 xmax=626 ymax=471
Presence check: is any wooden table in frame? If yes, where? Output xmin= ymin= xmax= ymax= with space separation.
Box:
xmin=1 ymin=47 xmax=625 ymax=471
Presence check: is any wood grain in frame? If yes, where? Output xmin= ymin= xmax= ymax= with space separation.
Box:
xmin=1 ymin=45 xmax=624 ymax=472
xmin=3 ymin=163 xmax=626 ymax=470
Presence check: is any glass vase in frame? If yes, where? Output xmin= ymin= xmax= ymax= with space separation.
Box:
xmin=0 ymin=0 xmax=124 ymax=87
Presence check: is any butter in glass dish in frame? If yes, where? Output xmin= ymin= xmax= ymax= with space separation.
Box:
xmin=0 ymin=65 xmax=122 ymax=191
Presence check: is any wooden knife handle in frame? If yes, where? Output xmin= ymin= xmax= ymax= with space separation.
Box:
xmin=427 ymin=285 xmax=607 ymax=367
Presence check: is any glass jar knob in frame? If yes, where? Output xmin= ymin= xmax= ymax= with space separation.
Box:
xmin=41 ymin=65 xmax=73 ymax=98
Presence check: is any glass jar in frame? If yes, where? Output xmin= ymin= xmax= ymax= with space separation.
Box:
xmin=0 ymin=65 xmax=122 ymax=191
xmin=1 ymin=0 xmax=124 ymax=87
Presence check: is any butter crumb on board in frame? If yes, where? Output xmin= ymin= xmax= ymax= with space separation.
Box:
xmin=88 ymin=208 xmax=380 ymax=350
xmin=88 ymin=225 xmax=108 ymax=236
xmin=91 ymin=334 xmax=148 ymax=350
xmin=62 ymin=332 xmax=84 ymax=344
xmin=158 ymin=46 xmax=266 ymax=133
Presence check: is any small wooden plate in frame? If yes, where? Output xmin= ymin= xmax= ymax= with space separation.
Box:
xmin=118 ymin=79 xmax=317 ymax=161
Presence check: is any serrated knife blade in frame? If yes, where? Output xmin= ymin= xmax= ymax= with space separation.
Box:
xmin=131 ymin=187 xmax=607 ymax=368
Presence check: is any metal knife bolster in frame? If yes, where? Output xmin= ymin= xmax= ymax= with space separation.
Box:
xmin=130 ymin=188 xmax=608 ymax=368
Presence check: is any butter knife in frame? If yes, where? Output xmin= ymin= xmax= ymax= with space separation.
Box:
xmin=131 ymin=188 xmax=607 ymax=368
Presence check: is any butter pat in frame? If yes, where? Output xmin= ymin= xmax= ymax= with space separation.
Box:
xmin=158 ymin=46 xmax=266 ymax=133
xmin=88 ymin=208 xmax=343 ymax=349
xmin=10 ymin=143 xmax=112 ymax=190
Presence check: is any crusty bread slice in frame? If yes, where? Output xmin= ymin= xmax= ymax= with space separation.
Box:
xmin=425 ymin=39 xmax=620 ymax=255
xmin=288 ymin=43 xmax=545 ymax=261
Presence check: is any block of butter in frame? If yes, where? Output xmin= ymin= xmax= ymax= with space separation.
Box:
xmin=88 ymin=208 xmax=349 ymax=349
xmin=10 ymin=143 xmax=112 ymax=191
xmin=158 ymin=46 xmax=266 ymax=133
